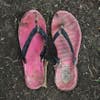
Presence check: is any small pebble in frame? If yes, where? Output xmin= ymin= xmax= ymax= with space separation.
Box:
xmin=87 ymin=23 xmax=90 ymax=26
xmin=98 ymin=7 xmax=100 ymax=10
xmin=17 ymin=95 xmax=20 ymax=98
xmin=0 ymin=37 xmax=5 ymax=41
xmin=54 ymin=4 xmax=58 ymax=7
xmin=80 ymin=4 xmax=83 ymax=9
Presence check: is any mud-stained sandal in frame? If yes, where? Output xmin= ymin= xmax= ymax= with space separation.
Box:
xmin=18 ymin=10 xmax=48 ymax=89
xmin=51 ymin=10 xmax=82 ymax=91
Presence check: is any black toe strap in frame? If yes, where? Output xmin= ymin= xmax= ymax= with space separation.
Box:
xmin=53 ymin=27 xmax=76 ymax=65
xmin=21 ymin=25 xmax=48 ymax=63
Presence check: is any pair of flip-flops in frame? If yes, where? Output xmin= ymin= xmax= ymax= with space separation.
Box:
xmin=18 ymin=10 xmax=82 ymax=91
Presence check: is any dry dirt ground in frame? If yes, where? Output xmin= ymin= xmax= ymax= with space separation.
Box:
xmin=0 ymin=0 xmax=100 ymax=100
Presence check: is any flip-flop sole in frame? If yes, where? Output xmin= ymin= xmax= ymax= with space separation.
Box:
xmin=51 ymin=10 xmax=82 ymax=91
xmin=18 ymin=10 xmax=46 ymax=89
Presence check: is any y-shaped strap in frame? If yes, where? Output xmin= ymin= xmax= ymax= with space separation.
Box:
xmin=21 ymin=25 xmax=48 ymax=63
xmin=53 ymin=28 xmax=76 ymax=65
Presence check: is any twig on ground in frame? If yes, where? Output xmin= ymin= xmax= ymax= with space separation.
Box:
xmin=88 ymin=65 xmax=94 ymax=78
xmin=92 ymin=65 xmax=98 ymax=73
xmin=0 ymin=56 xmax=19 ymax=63
xmin=42 ymin=61 xmax=48 ymax=88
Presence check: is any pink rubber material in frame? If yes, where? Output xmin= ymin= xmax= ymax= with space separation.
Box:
xmin=18 ymin=10 xmax=46 ymax=89
xmin=51 ymin=11 xmax=82 ymax=91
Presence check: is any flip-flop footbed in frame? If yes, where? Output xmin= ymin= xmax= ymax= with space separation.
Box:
xmin=18 ymin=10 xmax=47 ymax=89
xmin=51 ymin=11 xmax=82 ymax=91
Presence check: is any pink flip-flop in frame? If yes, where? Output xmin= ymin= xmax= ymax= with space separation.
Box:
xmin=51 ymin=10 xmax=82 ymax=91
xmin=18 ymin=10 xmax=48 ymax=89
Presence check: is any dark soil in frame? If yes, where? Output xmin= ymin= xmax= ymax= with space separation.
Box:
xmin=0 ymin=0 xmax=100 ymax=100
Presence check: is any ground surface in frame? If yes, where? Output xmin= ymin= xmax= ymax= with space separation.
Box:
xmin=0 ymin=0 xmax=100 ymax=100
